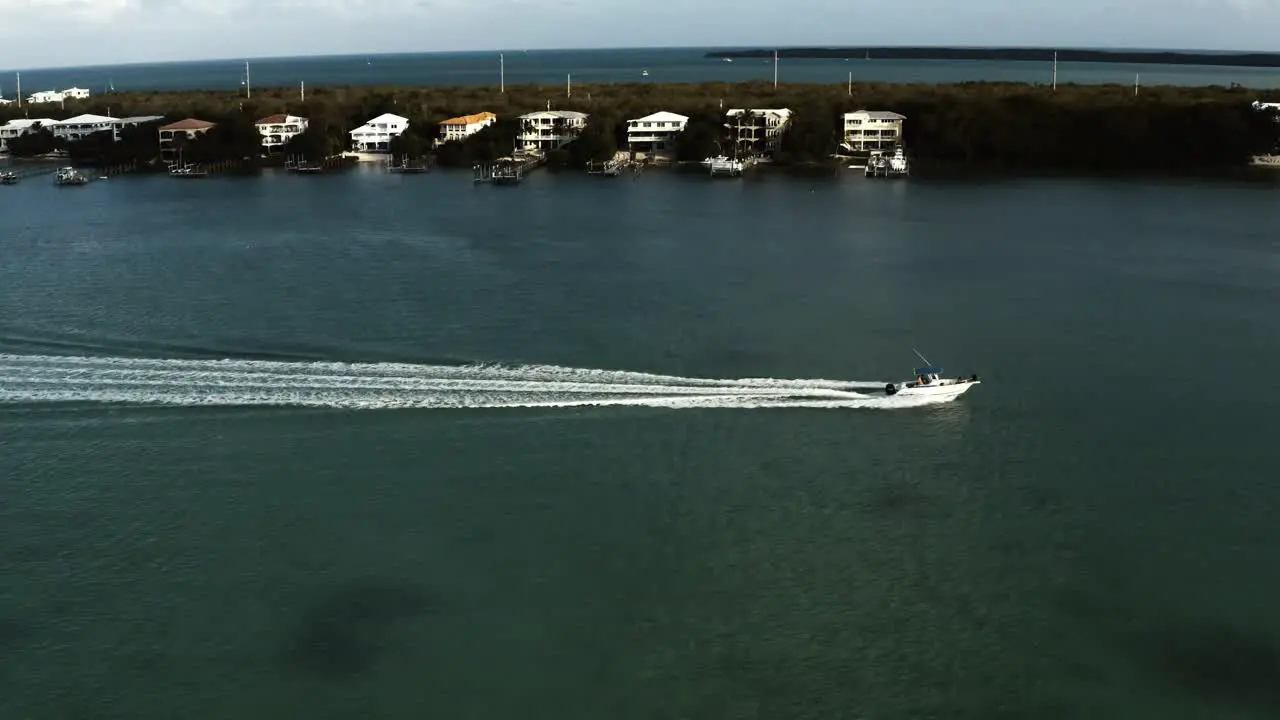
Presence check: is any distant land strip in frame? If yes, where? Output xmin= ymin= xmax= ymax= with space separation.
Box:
xmin=706 ymin=48 xmax=1280 ymax=68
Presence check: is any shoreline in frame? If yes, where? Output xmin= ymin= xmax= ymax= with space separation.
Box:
xmin=708 ymin=47 xmax=1280 ymax=68
xmin=7 ymin=152 xmax=1277 ymax=185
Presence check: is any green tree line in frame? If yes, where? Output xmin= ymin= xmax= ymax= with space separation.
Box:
xmin=2 ymin=81 xmax=1276 ymax=173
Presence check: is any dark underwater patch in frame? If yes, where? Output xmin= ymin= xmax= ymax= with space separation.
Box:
xmin=282 ymin=579 xmax=439 ymax=678
xmin=1142 ymin=622 xmax=1280 ymax=711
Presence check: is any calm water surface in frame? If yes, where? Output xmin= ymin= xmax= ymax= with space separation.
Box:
xmin=1 ymin=166 xmax=1278 ymax=718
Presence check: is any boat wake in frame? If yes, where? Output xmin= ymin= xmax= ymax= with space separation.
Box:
xmin=0 ymin=353 xmax=957 ymax=411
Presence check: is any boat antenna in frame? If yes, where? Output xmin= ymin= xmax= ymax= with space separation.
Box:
xmin=912 ymin=348 xmax=932 ymax=366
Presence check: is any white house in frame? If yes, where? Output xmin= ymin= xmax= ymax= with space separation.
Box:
xmin=112 ymin=115 xmax=164 ymax=142
xmin=436 ymin=112 xmax=496 ymax=147
xmin=349 ymin=113 xmax=408 ymax=152
xmin=517 ymin=110 xmax=588 ymax=151
xmin=725 ymin=108 xmax=792 ymax=155
xmin=62 ymin=87 xmax=90 ymax=100
xmin=52 ymin=114 xmax=119 ymax=141
xmin=118 ymin=115 xmax=165 ymax=128
xmin=27 ymin=90 xmax=64 ymax=104
xmin=255 ymin=113 xmax=309 ymax=152
xmin=0 ymin=118 xmax=56 ymax=153
xmin=841 ymin=110 xmax=906 ymax=152
xmin=626 ymin=111 xmax=688 ymax=158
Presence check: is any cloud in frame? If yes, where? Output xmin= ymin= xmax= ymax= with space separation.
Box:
xmin=15 ymin=0 xmax=136 ymax=22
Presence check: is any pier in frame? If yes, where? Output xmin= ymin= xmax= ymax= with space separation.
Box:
xmin=285 ymin=155 xmax=348 ymax=174
xmin=4 ymin=165 xmax=61 ymax=181
xmin=473 ymin=153 xmax=544 ymax=185
xmin=387 ymin=155 xmax=432 ymax=174
xmin=1 ymin=159 xmax=140 ymax=185
xmin=586 ymin=156 xmax=632 ymax=177
xmin=168 ymin=159 xmax=242 ymax=178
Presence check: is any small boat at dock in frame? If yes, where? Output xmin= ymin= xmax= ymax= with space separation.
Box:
xmin=54 ymin=167 xmax=88 ymax=186
xmin=169 ymin=166 xmax=208 ymax=178
xmin=0 ymin=171 xmax=17 ymax=185
xmin=702 ymin=155 xmax=747 ymax=176
xmin=866 ymin=146 xmax=909 ymax=178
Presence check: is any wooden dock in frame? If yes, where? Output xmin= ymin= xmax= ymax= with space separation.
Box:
xmin=473 ymin=154 xmax=544 ymax=185
xmin=285 ymin=155 xmax=347 ymax=174
xmin=1 ymin=159 xmax=139 ymax=185
xmin=387 ymin=155 xmax=432 ymax=173
xmin=5 ymin=164 xmax=60 ymax=181
xmin=586 ymin=157 xmax=631 ymax=177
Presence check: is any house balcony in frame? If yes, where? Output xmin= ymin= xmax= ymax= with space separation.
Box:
xmin=519 ymin=130 xmax=575 ymax=140
xmin=627 ymin=132 xmax=681 ymax=143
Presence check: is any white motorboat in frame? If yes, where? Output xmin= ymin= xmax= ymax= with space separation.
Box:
xmin=883 ymin=351 xmax=980 ymax=398
xmin=887 ymin=145 xmax=909 ymax=174
xmin=865 ymin=145 xmax=910 ymax=178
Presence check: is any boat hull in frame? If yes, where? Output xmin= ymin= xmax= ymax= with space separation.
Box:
xmin=885 ymin=379 xmax=980 ymax=398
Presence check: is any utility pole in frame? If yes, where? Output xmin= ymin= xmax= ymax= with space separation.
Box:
xmin=301 ymin=80 xmax=305 ymax=102
xmin=244 ymin=60 xmax=251 ymax=99
xmin=500 ymin=53 xmax=505 ymax=93
xmin=1052 ymin=51 xmax=1057 ymax=91
xmin=773 ymin=50 xmax=778 ymax=89
xmin=1134 ymin=73 xmax=1140 ymax=97
xmin=15 ymin=71 xmax=20 ymax=109
xmin=848 ymin=71 xmax=852 ymax=96
xmin=567 ymin=73 xmax=571 ymax=99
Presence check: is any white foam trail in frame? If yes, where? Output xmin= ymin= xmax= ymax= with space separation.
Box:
xmin=0 ymin=353 xmax=954 ymax=410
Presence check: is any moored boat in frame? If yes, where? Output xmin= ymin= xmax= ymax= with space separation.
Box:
xmin=0 ymin=171 xmax=17 ymax=185
xmin=54 ymin=167 xmax=88 ymax=185
xmin=169 ymin=166 xmax=208 ymax=178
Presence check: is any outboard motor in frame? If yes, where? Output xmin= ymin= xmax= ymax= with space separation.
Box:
xmin=970 ymin=373 xmax=979 ymax=382
xmin=885 ymin=382 xmax=898 ymax=396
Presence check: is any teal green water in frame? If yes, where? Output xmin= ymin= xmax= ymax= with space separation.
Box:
xmin=1 ymin=167 xmax=1279 ymax=717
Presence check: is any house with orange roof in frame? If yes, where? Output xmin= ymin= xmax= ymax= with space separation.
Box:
xmin=436 ymin=111 xmax=496 ymax=147
xmin=158 ymin=118 xmax=216 ymax=161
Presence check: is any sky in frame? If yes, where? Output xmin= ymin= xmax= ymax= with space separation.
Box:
xmin=0 ymin=0 xmax=1278 ymax=69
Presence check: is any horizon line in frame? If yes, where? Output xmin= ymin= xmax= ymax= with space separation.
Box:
xmin=4 ymin=43 xmax=1278 ymax=75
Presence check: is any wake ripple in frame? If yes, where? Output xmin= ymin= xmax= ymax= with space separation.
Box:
xmin=0 ymin=353 xmax=953 ymax=410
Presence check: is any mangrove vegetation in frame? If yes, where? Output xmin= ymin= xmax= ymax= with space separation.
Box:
xmin=2 ymin=80 xmax=1276 ymax=175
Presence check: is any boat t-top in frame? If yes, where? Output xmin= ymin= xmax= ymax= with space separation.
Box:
xmin=884 ymin=350 xmax=981 ymax=398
